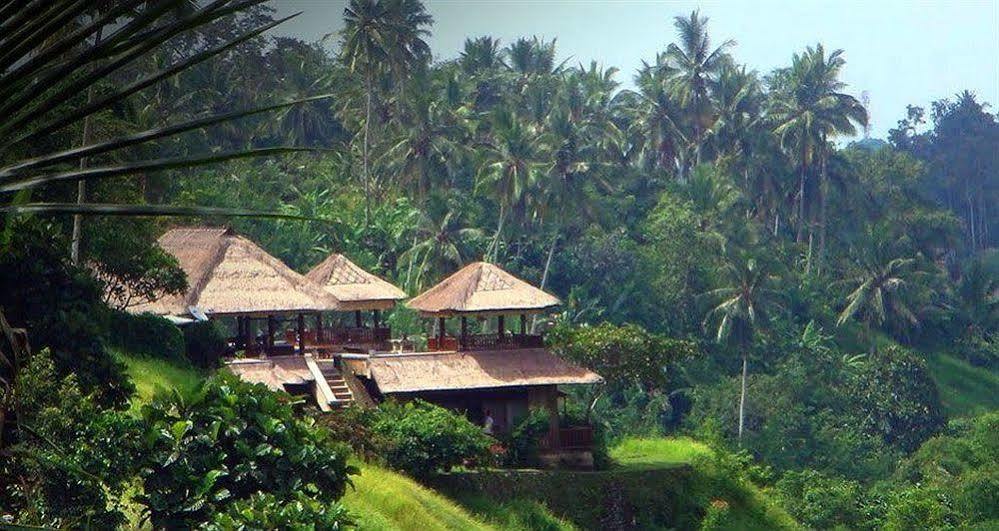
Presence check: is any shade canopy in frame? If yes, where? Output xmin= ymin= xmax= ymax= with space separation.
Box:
xmin=368 ymin=348 xmax=603 ymax=394
xmin=306 ymin=253 xmax=406 ymax=311
xmin=406 ymin=262 xmax=560 ymax=316
xmin=130 ymin=227 xmax=342 ymax=317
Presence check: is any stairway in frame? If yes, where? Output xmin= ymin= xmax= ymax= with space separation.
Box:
xmin=316 ymin=360 xmax=354 ymax=406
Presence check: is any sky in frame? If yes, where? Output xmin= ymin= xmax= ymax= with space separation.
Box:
xmin=273 ymin=0 xmax=999 ymax=140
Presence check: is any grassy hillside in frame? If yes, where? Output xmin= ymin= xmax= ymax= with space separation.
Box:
xmin=433 ymin=437 xmax=798 ymax=530
xmin=344 ymin=463 xmax=495 ymax=530
xmin=923 ymin=351 xmax=999 ymax=417
xmin=115 ymin=350 xmax=204 ymax=411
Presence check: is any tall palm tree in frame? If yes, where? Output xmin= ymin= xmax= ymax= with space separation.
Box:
xmin=476 ymin=110 xmax=546 ymax=261
xmin=663 ymin=10 xmax=734 ymax=171
xmin=460 ymin=36 xmax=505 ymax=74
xmin=399 ymin=202 xmax=483 ymax=290
xmin=771 ymin=44 xmax=867 ymax=272
xmin=703 ymin=250 xmax=781 ymax=441
xmin=836 ymin=234 xmax=922 ymax=352
xmin=341 ymin=0 xmax=432 ymax=222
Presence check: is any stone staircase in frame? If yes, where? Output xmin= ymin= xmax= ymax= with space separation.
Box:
xmin=316 ymin=360 xmax=354 ymax=407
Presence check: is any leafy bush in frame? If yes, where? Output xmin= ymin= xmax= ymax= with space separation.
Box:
xmin=501 ymin=409 xmax=551 ymax=467
xmin=315 ymin=405 xmax=392 ymax=462
xmin=850 ymin=344 xmax=945 ymax=452
xmin=0 ymin=219 xmax=133 ymax=407
xmin=138 ymin=372 xmax=357 ymax=528
xmin=182 ymin=320 xmax=228 ymax=368
xmin=105 ymin=310 xmax=184 ymax=361
xmin=0 ymin=350 xmax=142 ymax=529
xmin=207 ymin=492 xmax=353 ymax=530
xmin=774 ymin=469 xmax=864 ymax=529
xmin=367 ymin=399 xmax=491 ymax=478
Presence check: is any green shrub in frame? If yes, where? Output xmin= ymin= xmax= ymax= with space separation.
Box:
xmin=774 ymin=469 xmax=864 ymax=529
xmin=851 ymin=344 xmax=945 ymax=452
xmin=106 ymin=310 xmax=184 ymax=361
xmin=0 ymin=350 xmax=142 ymax=529
xmin=315 ymin=405 xmax=392 ymax=462
xmin=138 ymin=372 xmax=357 ymax=528
xmin=501 ymin=409 xmax=551 ymax=467
xmin=183 ymin=320 xmax=228 ymax=368
xmin=367 ymin=399 xmax=491 ymax=478
xmin=0 ymin=219 xmax=133 ymax=408
xmin=882 ymin=486 xmax=957 ymax=531
xmin=207 ymin=492 xmax=353 ymax=530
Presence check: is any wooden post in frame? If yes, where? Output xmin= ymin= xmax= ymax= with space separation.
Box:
xmin=242 ymin=316 xmax=252 ymax=351
xmin=266 ymin=315 xmax=275 ymax=351
xmin=355 ymin=310 xmax=362 ymax=328
xmin=297 ymin=313 xmax=306 ymax=355
xmin=460 ymin=316 xmax=468 ymax=351
xmin=497 ymin=315 xmax=505 ymax=343
xmin=316 ymin=313 xmax=323 ymax=343
xmin=520 ymin=313 xmax=527 ymax=335
xmin=438 ymin=317 xmax=445 ymax=341
xmin=373 ymin=310 xmax=381 ymax=329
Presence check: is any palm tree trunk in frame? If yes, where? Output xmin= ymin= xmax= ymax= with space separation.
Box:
xmin=490 ymin=204 xmax=505 ymax=262
xmin=363 ymin=71 xmax=373 ymax=224
xmin=817 ymin=139 xmax=829 ymax=275
xmin=796 ymin=144 xmax=807 ymax=243
xmin=738 ymin=352 xmax=748 ymax=443
xmin=71 ymin=27 xmax=103 ymax=265
xmin=531 ymin=232 xmax=559 ymax=333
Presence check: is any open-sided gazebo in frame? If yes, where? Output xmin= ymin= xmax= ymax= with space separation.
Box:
xmin=305 ymin=253 xmax=406 ymax=349
xmin=130 ymin=227 xmax=342 ymax=355
xmin=405 ymin=261 xmax=560 ymax=351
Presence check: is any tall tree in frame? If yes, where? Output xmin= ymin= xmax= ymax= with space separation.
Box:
xmin=663 ymin=10 xmax=734 ymax=172
xmin=703 ymin=250 xmax=781 ymax=441
xmin=771 ymin=45 xmax=867 ymax=273
xmin=341 ymin=0 xmax=432 ymax=222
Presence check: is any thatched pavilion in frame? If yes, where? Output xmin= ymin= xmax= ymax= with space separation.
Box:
xmin=406 ymin=261 xmax=560 ymax=351
xmin=305 ymin=253 xmax=406 ymax=349
xmin=131 ymin=227 xmax=342 ymax=355
xmin=354 ymin=261 xmax=603 ymax=464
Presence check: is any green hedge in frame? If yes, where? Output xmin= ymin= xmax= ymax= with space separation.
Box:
xmin=105 ymin=310 xmax=184 ymax=361
xmin=183 ymin=320 xmax=227 ymax=368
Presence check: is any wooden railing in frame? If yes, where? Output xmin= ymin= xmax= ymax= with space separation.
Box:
xmin=540 ymin=425 xmax=594 ymax=451
xmin=426 ymin=333 xmax=544 ymax=352
xmin=280 ymin=327 xmax=392 ymax=348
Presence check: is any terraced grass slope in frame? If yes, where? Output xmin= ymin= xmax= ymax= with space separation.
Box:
xmin=433 ymin=437 xmax=798 ymax=530
xmin=114 ymin=350 xmax=204 ymax=412
xmin=344 ymin=463 xmax=495 ymax=530
xmin=923 ymin=351 xmax=999 ymax=417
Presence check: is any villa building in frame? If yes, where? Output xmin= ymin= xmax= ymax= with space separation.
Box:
xmin=135 ymin=227 xmax=603 ymax=465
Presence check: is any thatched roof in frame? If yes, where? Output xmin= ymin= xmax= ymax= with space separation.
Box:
xmin=130 ymin=227 xmax=342 ymax=316
xmin=226 ymin=356 xmax=313 ymax=392
xmin=368 ymin=348 xmax=602 ymax=394
xmin=305 ymin=253 xmax=406 ymax=311
xmin=406 ymin=262 xmax=560 ymax=316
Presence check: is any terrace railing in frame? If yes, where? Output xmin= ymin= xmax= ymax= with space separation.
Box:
xmin=426 ymin=333 xmax=544 ymax=352
xmin=539 ymin=425 xmax=594 ymax=452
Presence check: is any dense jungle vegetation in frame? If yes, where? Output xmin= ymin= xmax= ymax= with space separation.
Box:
xmin=1 ymin=1 xmax=996 ymax=529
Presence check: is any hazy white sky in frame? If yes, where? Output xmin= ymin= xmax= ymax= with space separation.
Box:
xmin=273 ymin=0 xmax=999 ymax=139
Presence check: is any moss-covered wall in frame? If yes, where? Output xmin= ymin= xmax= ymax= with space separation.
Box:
xmin=430 ymin=466 xmax=704 ymax=530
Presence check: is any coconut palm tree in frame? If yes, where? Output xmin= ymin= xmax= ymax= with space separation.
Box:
xmin=341 ymin=0 xmax=432 ymax=222
xmin=663 ymin=10 xmax=734 ymax=171
xmin=476 ymin=109 xmax=546 ymax=261
xmin=836 ymin=234 xmax=922 ymax=352
xmin=460 ymin=36 xmax=505 ymax=74
xmin=703 ymin=250 xmax=782 ymax=441
xmin=399 ymin=201 xmax=483 ymax=290
xmin=771 ymin=44 xmax=867 ymax=272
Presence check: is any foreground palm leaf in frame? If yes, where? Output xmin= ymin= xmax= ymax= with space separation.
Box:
xmin=0 ymin=0 xmax=333 ymax=453
xmin=0 ymin=0 xmax=330 ymax=220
